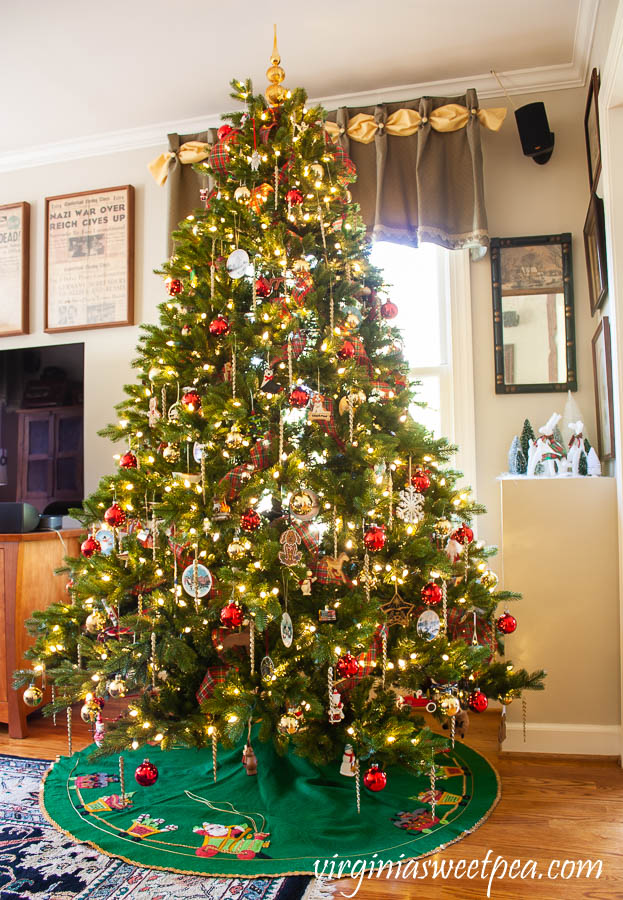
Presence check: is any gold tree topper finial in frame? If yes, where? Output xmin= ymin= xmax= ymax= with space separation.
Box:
xmin=266 ymin=24 xmax=286 ymax=106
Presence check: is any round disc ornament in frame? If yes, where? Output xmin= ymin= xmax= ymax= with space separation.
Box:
xmin=280 ymin=612 xmax=293 ymax=647
xmin=416 ymin=609 xmax=441 ymax=641
xmin=288 ymin=488 xmax=320 ymax=522
xmin=193 ymin=442 xmax=206 ymax=463
xmin=182 ymin=564 xmax=213 ymax=598
xmin=226 ymin=248 xmax=250 ymax=279
xmin=260 ymin=656 xmax=275 ymax=679
xmin=95 ymin=529 xmax=115 ymax=556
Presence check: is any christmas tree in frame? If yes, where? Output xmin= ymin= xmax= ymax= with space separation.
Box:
xmin=16 ymin=39 xmax=544 ymax=784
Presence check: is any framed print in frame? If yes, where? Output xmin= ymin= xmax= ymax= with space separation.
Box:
xmin=583 ymin=193 xmax=608 ymax=315
xmin=490 ymin=234 xmax=576 ymax=394
xmin=592 ymin=316 xmax=615 ymax=461
xmin=45 ymin=185 xmax=134 ymax=333
xmin=584 ymin=68 xmax=602 ymax=192
xmin=0 ymin=201 xmax=29 ymax=336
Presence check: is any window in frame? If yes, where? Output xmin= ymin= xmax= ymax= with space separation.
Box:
xmin=370 ymin=241 xmax=477 ymax=490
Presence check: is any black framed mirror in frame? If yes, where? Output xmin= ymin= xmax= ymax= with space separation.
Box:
xmin=491 ymin=233 xmax=577 ymax=394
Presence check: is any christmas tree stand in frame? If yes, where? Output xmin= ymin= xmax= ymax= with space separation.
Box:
xmin=40 ymin=734 xmax=500 ymax=877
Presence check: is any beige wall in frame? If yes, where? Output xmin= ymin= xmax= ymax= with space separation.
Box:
xmin=0 ymin=149 xmax=167 ymax=496
xmin=473 ymin=85 xmax=601 ymax=553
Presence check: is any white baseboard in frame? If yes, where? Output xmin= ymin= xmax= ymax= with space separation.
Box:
xmin=501 ymin=722 xmax=621 ymax=756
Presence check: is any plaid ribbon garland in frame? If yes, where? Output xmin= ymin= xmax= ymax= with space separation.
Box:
xmin=270 ymin=330 xmax=307 ymax=367
xmin=279 ymin=151 xmax=296 ymax=183
xmin=351 ymin=337 xmax=372 ymax=373
xmin=335 ymin=624 xmax=388 ymax=690
xmin=290 ymin=520 xmax=320 ymax=553
xmin=292 ymin=274 xmax=313 ymax=304
xmin=249 ymin=183 xmax=274 ymax=213
xmin=309 ymin=395 xmax=345 ymax=450
xmin=196 ymin=665 xmax=231 ymax=703
xmin=446 ymin=607 xmax=496 ymax=660
xmin=208 ymin=133 xmax=239 ymax=175
xmin=331 ymin=145 xmax=357 ymax=184
xmin=219 ymin=433 xmax=274 ymax=500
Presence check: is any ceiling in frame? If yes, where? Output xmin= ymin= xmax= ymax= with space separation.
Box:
xmin=0 ymin=0 xmax=597 ymax=165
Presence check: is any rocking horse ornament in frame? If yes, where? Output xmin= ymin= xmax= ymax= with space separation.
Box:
xmin=527 ymin=413 xmax=566 ymax=476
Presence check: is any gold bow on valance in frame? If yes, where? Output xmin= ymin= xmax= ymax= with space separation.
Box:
xmin=148 ymin=140 xmax=212 ymax=186
xmin=325 ymin=104 xmax=506 ymax=144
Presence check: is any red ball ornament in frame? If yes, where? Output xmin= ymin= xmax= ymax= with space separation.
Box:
xmin=411 ymin=469 xmax=431 ymax=493
xmin=289 ymin=386 xmax=309 ymax=408
xmin=104 ymin=503 xmax=126 ymax=528
xmin=255 ymin=276 xmax=272 ymax=297
xmin=421 ymin=582 xmax=442 ymax=606
xmin=209 ymin=315 xmax=231 ymax=337
xmin=380 ymin=300 xmax=398 ymax=319
xmin=80 ymin=535 xmax=101 ymax=558
xmin=336 ymin=652 xmax=360 ymax=678
xmin=166 ymin=278 xmax=183 ymax=297
xmin=181 ymin=389 xmax=201 ymax=412
xmin=120 ymin=451 xmax=137 ymax=469
xmin=220 ymin=601 xmax=244 ymax=628
xmin=452 ymin=524 xmax=474 ymax=545
xmin=217 ymin=124 xmax=234 ymax=141
xmin=496 ymin=611 xmax=517 ymax=635
xmin=363 ymin=524 xmax=386 ymax=552
xmin=286 ymin=188 xmax=304 ymax=206
xmin=337 ymin=340 xmax=355 ymax=360
xmin=240 ymin=508 xmax=261 ymax=532
xmin=363 ymin=763 xmax=387 ymax=792
xmin=468 ymin=690 xmax=489 ymax=713
xmin=134 ymin=758 xmax=159 ymax=787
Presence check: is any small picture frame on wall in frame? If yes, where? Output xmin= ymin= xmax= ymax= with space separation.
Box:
xmin=45 ymin=185 xmax=134 ymax=333
xmin=584 ymin=68 xmax=602 ymax=192
xmin=583 ymin=193 xmax=608 ymax=315
xmin=0 ymin=201 xmax=29 ymax=336
xmin=592 ymin=316 xmax=615 ymax=461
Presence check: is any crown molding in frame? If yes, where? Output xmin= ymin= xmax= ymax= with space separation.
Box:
xmin=0 ymin=0 xmax=599 ymax=175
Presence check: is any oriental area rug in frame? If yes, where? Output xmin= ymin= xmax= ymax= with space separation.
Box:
xmin=38 ymin=737 xmax=500 ymax=878
xmin=0 ymin=753 xmax=307 ymax=899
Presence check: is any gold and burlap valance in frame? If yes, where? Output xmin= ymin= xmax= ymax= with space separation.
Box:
xmin=148 ymin=140 xmax=212 ymax=186
xmin=324 ymin=104 xmax=506 ymax=144
xmin=152 ymin=88 xmax=504 ymax=253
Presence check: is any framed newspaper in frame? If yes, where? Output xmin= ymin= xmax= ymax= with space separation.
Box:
xmin=0 ymin=201 xmax=30 ymax=336
xmin=45 ymin=185 xmax=134 ymax=333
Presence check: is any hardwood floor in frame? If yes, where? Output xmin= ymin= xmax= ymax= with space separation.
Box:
xmin=2 ymin=709 xmax=622 ymax=898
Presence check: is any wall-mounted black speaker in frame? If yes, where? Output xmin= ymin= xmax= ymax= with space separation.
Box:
xmin=514 ymin=101 xmax=555 ymax=165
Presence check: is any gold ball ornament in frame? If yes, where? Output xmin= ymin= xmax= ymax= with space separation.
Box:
xmin=500 ymin=692 xmax=515 ymax=705
xmin=162 ymin=444 xmax=180 ymax=463
xmin=439 ymin=695 xmax=461 ymax=717
xmin=227 ymin=538 xmax=246 ymax=559
xmin=23 ymin=684 xmax=43 ymax=707
xmin=225 ymin=424 xmax=244 ymax=449
xmin=234 ymin=185 xmax=251 ymax=204
xmin=80 ymin=701 xmax=98 ymax=723
xmin=107 ymin=674 xmax=126 ymax=698
xmin=479 ymin=570 xmax=499 ymax=592
xmin=85 ymin=611 xmax=106 ymax=634
xmin=435 ymin=518 xmax=453 ymax=538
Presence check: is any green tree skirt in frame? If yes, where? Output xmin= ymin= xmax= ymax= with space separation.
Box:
xmin=40 ymin=736 xmax=500 ymax=877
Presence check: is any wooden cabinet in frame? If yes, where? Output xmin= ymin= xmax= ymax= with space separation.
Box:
xmin=16 ymin=406 xmax=83 ymax=511
xmin=0 ymin=529 xmax=82 ymax=738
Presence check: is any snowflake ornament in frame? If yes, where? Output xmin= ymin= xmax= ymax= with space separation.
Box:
xmin=396 ymin=484 xmax=425 ymax=525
